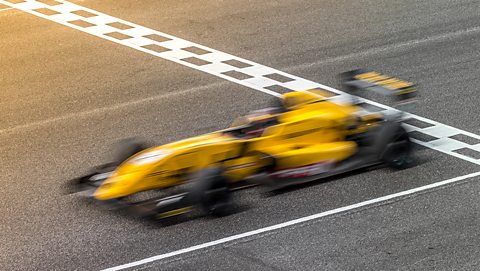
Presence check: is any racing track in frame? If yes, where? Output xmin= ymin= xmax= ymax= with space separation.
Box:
xmin=1 ymin=0 xmax=480 ymax=270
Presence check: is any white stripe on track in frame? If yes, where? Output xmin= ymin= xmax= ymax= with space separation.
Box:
xmin=101 ymin=170 xmax=480 ymax=271
xmin=0 ymin=81 xmax=228 ymax=136
xmin=2 ymin=0 xmax=480 ymax=166
xmin=294 ymin=25 xmax=480 ymax=67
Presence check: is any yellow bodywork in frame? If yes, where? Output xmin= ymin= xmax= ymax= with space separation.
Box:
xmin=94 ymin=91 xmax=380 ymax=200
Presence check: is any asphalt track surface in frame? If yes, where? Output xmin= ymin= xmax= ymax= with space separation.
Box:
xmin=1 ymin=0 xmax=480 ymax=270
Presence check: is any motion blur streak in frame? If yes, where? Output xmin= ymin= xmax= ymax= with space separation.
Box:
xmin=102 ymin=170 xmax=480 ymax=271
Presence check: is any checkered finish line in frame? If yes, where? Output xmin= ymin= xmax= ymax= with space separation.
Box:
xmin=4 ymin=0 xmax=480 ymax=165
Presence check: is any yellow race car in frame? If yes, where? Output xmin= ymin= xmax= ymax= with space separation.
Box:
xmin=68 ymin=89 xmax=412 ymax=219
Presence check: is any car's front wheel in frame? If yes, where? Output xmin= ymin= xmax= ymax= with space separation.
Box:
xmin=190 ymin=167 xmax=233 ymax=217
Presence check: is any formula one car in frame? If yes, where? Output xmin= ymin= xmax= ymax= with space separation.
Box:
xmin=67 ymin=86 xmax=413 ymax=220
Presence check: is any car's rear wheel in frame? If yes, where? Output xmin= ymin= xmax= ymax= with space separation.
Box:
xmin=382 ymin=127 xmax=412 ymax=169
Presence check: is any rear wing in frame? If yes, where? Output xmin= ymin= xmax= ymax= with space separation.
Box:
xmin=340 ymin=69 xmax=417 ymax=112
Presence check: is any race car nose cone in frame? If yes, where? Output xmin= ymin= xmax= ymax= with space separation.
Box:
xmin=93 ymin=175 xmax=128 ymax=201
xmin=93 ymin=187 xmax=118 ymax=201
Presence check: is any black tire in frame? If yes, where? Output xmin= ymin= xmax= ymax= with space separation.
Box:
xmin=189 ymin=167 xmax=233 ymax=217
xmin=269 ymin=96 xmax=288 ymax=113
xmin=110 ymin=138 xmax=149 ymax=165
xmin=382 ymin=126 xmax=412 ymax=169
xmin=66 ymin=138 xmax=148 ymax=195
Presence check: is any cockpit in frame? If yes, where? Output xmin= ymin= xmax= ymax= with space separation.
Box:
xmin=224 ymin=108 xmax=280 ymax=139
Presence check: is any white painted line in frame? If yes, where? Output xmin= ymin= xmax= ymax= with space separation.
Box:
xmin=101 ymin=170 xmax=480 ymax=271
xmin=0 ymin=81 xmax=229 ymax=136
xmin=0 ymin=7 xmax=12 ymax=11
xmin=2 ymin=0 xmax=480 ymax=165
xmin=293 ymin=25 xmax=480 ymax=68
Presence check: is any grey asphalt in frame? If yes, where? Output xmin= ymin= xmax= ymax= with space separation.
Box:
xmin=160 ymin=176 xmax=480 ymax=271
xmin=0 ymin=0 xmax=479 ymax=270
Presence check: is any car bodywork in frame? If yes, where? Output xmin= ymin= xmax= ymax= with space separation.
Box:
xmin=69 ymin=85 xmax=412 ymax=220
